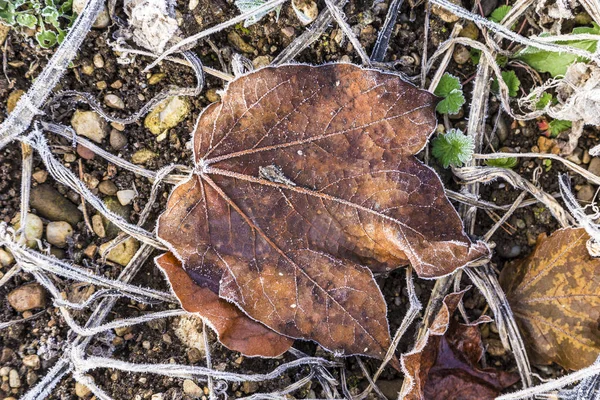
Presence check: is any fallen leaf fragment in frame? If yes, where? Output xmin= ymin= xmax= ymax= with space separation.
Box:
xmin=157 ymin=63 xmax=489 ymax=359
xmin=401 ymin=290 xmax=519 ymax=400
xmin=500 ymin=227 xmax=600 ymax=370
xmin=155 ymin=253 xmax=293 ymax=357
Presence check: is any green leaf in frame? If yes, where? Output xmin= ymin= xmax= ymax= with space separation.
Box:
xmin=485 ymin=157 xmax=518 ymax=169
xmin=16 ymin=13 xmax=37 ymax=28
xmin=489 ymin=5 xmax=512 ymax=23
xmin=0 ymin=2 xmax=16 ymax=25
xmin=548 ymin=119 xmax=572 ymax=137
xmin=434 ymin=73 xmax=461 ymax=97
xmin=35 ymin=29 xmax=57 ymax=48
xmin=432 ymin=129 xmax=474 ymax=168
xmin=434 ymin=73 xmax=465 ymax=115
xmin=41 ymin=5 xmax=59 ymax=27
xmin=470 ymin=48 xmax=481 ymax=65
xmin=492 ymin=70 xmax=521 ymax=97
xmin=516 ymin=23 xmax=600 ymax=77
xmin=536 ymin=92 xmax=553 ymax=109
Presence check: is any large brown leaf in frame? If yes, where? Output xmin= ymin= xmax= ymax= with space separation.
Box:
xmin=155 ymin=252 xmax=293 ymax=357
xmin=401 ymin=290 xmax=519 ymax=400
xmin=157 ymin=64 xmax=488 ymax=358
xmin=500 ymin=228 xmax=600 ymax=370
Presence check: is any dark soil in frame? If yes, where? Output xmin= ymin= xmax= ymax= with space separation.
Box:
xmin=0 ymin=0 xmax=593 ymax=398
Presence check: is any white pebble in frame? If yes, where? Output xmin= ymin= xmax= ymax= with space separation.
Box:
xmin=46 ymin=221 xmax=73 ymax=248
xmin=117 ymin=190 xmax=136 ymax=206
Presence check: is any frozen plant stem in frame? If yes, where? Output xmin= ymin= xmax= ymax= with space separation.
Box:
xmin=428 ymin=0 xmax=600 ymax=63
xmin=21 ymin=131 xmax=164 ymax=248
xmin=323 ymin=0 xmax=372 ymax=66
xmin=0 ymin=0 xmax=106 ymax=149
xmin=145 ymin=0 xmax=288 ymax=71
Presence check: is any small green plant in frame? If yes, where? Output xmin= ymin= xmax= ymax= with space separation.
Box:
xmin=485 ymin=157 xmax=518 ymax=169
xmin=535 ymin=92 xmax=554 ymax=109
xmin=548 ymin=119 xmax=572 ymax=136
xmin=516 ymin=23 xmax=600 ymax=77
xmin=432 ymin=129 xmax=474 ymax=168
xmin=0 ymin=0 xmax=74 ymax=48
xmin=492 ymin=70 xmax=521 ymax=97
xmin=434 ymin=73 xmax=465 ymax=115
xmin=489 ymin=5 xmax=512 ymax=23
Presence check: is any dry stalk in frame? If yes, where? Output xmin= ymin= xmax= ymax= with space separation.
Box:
xmin=273 ymin=0 xmax=347 ymax=65
xmin=0 ymin=0 xmax=105 ymax=149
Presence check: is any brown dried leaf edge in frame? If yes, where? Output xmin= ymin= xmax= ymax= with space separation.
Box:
xmin=156 ymin=253 xmax=293 ymax=357
xmin=500 ymin=227 xmax=600 ymax=370
xmin=157 ymin=63 xmax=489 ymax=359
xmin=400 ymin=290 xmax=519 ymax=399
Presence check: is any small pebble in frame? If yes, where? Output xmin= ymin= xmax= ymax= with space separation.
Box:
xmin=205 ymin=88 xmax=221 ymax=103
xmin=131 ymin=148 xmax=158 ymax=164
xmin=148 ymin=73 xmax=166 ymax=85
xmin=77 ymin=144 xmax=96 ymax=160
xmin=104 ymin=94 xmax=125 ymax=110
xmin=71 ymin=110 xmax=108 ymax=143
xmin=30 ymin=184 xmax=83 ymax=226
xmin=117 ymin=190 xmax=136 ymax=206
xmin=98 ymin=180 xmax=118 ymax=196
xmin=588 ymin=157 xmax=600 ymax=176
xmin=183 ymin=380 xmax=203 ymax=398
xmin=281 ymin=26 xmax=295 ymax=37
xmin=459 ymin=22 xmax=479 ymax=40
xmin=26 ymin=370 xmax=37 ymax=385
xmin=144 ymin=96 xmax=191 ymax=135
xmin=252 ymin=55 xmax=272 ymax=69
xmin=111 ymin=80 xmax=123 ymax=89
xmin=81 ymin=63 xmax=94 ymax=76
xmin=452 ymin=45 xmax=470 ymax=65
xmin=46 ymin=221 xmax=73 ymax=248
xmin=142 ymin=341 xmax=151 ymax=350
xmin=22 ymin=354 xmax=40 ymax=370
xmin=75 ymin=381 xmax=92 ymax=398
xmin=96 ymin=81 xmax=107 ymax=90
xmin=109 ymin=129 xmax=127 ymax=150
xmin=83 ymin=173 xmax=100 ymax=189
xmin=583 ymin=150 xmax=591 ymax=164
xmin=0 ymin=366 xmax=10 ymax=376
xmin=8 ymin=369 xmax=20 ymax=388
xmin=432 ymin=0 xmax=461 ymax=22
xmin=98 ymin=237 xmax=140 ymax=266
xmin=292 ymin=0 xmax=318 ymax=25
xmin=577 ymin=184 xmax=595 ymax=203
xmin=72 ymin=0 xmax=109 ymax=28
xmin=16 ymin=213 xmax=43 ymax=248
xmin=242 ymin=381 xmax=259 ymax=394
xmin=93 ymin=54 xmax=104 ymax=68
xmin=227 ymin=31 xmax=256 ymax=53
xmin=7 ymin=283 xmax=46 ymax=312
xmin=0 ymin=248 xmax=14 ymax=267
xmin=32 ymin=170 xmax=48 ymax=184
xmin=152 ymin=394 xmax=164 ymax=400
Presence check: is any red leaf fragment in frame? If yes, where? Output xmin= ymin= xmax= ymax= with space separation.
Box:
xmin=401 ymin=290 xmax=519 ymax=400
xmin=157 ymin=63 xmax=489 ymax=358
xmin=155 ymin=252 xmax=293 ymax=357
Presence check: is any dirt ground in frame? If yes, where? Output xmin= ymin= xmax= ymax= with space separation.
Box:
xmin=0 ymin=0 xmax=591 ymax=398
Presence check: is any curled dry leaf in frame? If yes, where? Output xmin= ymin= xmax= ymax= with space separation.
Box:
xmin=156 ymin=253 xmax=293 ymax=357
xmin=500 ymin=227 xmax=600 ymax=370
xmin=157 ymin=64 xmax=489 ymax=359
xmin=401 ymin=290 xmax=520 ymax=400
